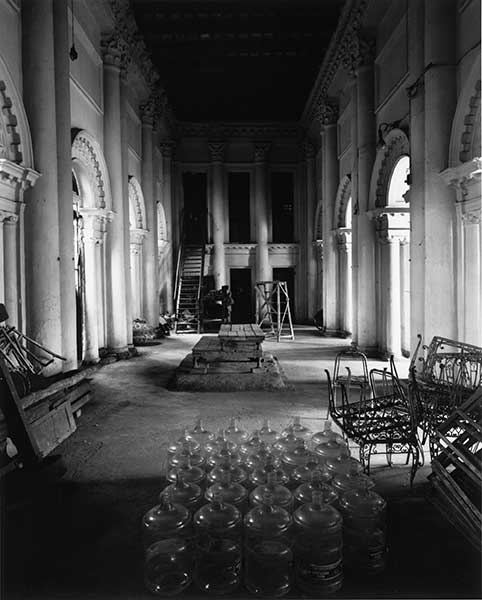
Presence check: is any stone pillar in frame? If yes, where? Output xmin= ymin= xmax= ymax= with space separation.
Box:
xmin=160 ymin=141 xmax=174 ymax=313
xmin=337 ymin=230 xmax=352 ymax=336
xmin=400 ymin=238 xmax=411 ymax=355
xmin=22 ymin=0 xmax=63 ymax=369
xmin=0 ymin=215 xmax=5 ymax=302
xmin=348 ymin=79 xmax=359 ymax=346
xmin=208 ymin=141 xmax=227 ymax=288
xmin=461 ymin=211 xmax=481 ymax=345
xmin=141 ymin=98 xmax=159 ymax=326
xmin=80 ymin=212 xmax=101 ymax=364
xmin=254 ymin=142 xmax=271 ymax=286
xmin=96 ymin=217 xmax=108 ymax=350
xmin=317 ymin=101 xmax=339 ymax=334
xmin=3 ymin=215 xmax=19 ymax=326
xmin=422 ymin=0 xmax=457 ymax=341
xmin=130 ymin=229 xmax=147 ymax=319
xmin=304 ymin=141 xmax=317 ymax=320
xmin=355 ymin=58 xmax=377 ymax=354
xmin=407 ymin=0 xmax=426 ymax=350
xmin=53 ymin=0 xmax=77 ymax=371
xmin=102 ymin=34 xmax=129 ymax=355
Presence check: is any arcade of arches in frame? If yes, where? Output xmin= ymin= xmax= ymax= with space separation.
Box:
xmin=0 ymin=0 xmax=480 ymax=370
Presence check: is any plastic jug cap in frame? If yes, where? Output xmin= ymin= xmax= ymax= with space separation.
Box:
xmin=266 ymin=470 xmax=277 ymax=486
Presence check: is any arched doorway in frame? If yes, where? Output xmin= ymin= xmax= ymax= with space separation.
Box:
xmin=333 ymin=175 xmax=353 ymax=337
xmin=71 ymin=130 xmax=111 ymax=364
xmin=370 ymin=129 xmax=410 ymax=357
xmin=128 ymin=177 xmax=147 ymax=319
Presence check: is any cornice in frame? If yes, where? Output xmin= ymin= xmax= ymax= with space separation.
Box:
xmin=0 ymin=159 xmax=40 ymax=190
xmin=301 ymin=0 xmax=370 ymax=127
xmin=178 ymin=122 xmax=301 ymax=140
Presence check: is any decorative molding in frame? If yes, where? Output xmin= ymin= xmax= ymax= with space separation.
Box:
xmin=340 ymin=31 xmax=375 ymax=77
xmin=208 ymin=141 xmax=225 ymax=162
xmin=440 ymin=157 xmax=482 ymax=201
xmin=461 ymin=208 xmax=481 ymax=225
xmin=159 ymin=141 xmax=175 ymax=159
xmin=0 ymin=158 xmax=39 ymax=191
xmin=0 ymin=80 xmax=22 ymax=164
xmin=375 ymin=212 xmax=410 ymax=244
xmin=128 ymin=176 xmax=147 ymax=230
xmin=333 ymin=174 xmax=352 ymax=229
xmin=315 ymin=99 xmax=339 ymax=127
xmin=178 ymin=122 xmax=301 ymax=140
xmin=301 ymin=0 xmax=370 ymax=126
xmin=100 ymin=32 xmax=128 ymax=69
xmin=0 ymin=210 xmax=19 ymax=224
xmin=254 ymin=142 xmax=271 ymax=163
xmin=130 ymin=227 xmax=148 ymax=247
xmin=460 ymin=79 xmax=481 ymax=163
xmin=370 ymin=128 xmax=410 ymax=210
xmin=268 ymin=244 xmax=299 ymax=254
xmin=335 ymin=228 xmax=352 ymax=251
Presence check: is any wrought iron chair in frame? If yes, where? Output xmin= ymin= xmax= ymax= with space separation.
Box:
xmin=329 ymin=359 xmax=424 ymax=487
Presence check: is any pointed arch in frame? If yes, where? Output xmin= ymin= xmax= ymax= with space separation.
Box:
xmin=333 ymin=174 xmax=352 ymax=228
xmin=128 ymin=176 xmax=147 ymax=230
xmin=71 ymin=129 xmax=112 ymax=211
xmin=369 ymin=128 xmax=410 ymax=210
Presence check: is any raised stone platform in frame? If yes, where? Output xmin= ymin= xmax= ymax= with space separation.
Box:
xmin=170 ymin=323 xmax=288 ymax=391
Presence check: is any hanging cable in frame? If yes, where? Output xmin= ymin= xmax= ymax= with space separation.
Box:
xmin=69 ymin=0 xmax=78 ymax=61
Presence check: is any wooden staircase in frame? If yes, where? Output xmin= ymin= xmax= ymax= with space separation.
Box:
xmin=174 ymin=243 xmax=205 ymax=333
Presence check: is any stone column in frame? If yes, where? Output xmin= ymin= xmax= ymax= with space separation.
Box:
xmin=53 ymin=0 xmax=77 ymax=371
xmin=208 ymin=141 xmax=227 ymax=288
xmin=80 ymin=212 xmax=101 ymax=364
xmin=254 ymin=142 xmax=271 ymax=285
xmin=400 ymin=238 xmax=411 ymax=355
xmin=22 ymin=0 xmax=63 ymax=368
xmin=102 ymin=34 xmax=129 ymax=355
xmin=96 ymin=217 xmax=108 ymax=350
xmin=0 ymin=214 xmax=5 ymax=303
xmin=318 ymin=101 xmax=339 ymax=334
xmin=160 ymin=141 xmax=174 ymax=313
xmin=348 ymin=78 xmax=359 ymax=346
xmin=355 ymin=52 xmax=377 ymax=354
xmin=422 ymin=0 xmax=457 ymax=341
xmin=337 ymin=230 xmax=352 ymax=336
xmin=141 ymin=97 xmax=159 ymax=326
xmin=304 ymin=141 xmax=317 ymax=320
xmin=3 ymin=214 xmax=19 ymax=326
xmin=461 ymin=210 xmax=481 ymax=345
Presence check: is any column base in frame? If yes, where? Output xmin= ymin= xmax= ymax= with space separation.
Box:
xmin=321 ymin=328 xmax=350 ymax=338
xmin=106 ymin=346 xmax=130 ymax=360
xmin=355 ymin=344 xmax=384 ymax=359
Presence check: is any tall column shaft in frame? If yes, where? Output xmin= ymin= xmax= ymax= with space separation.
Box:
xmin=141 ymin=116 xmax=159 ymax=326
xmin=161 ymin=143 xmax=174 ymax=313
xmin=305 ymin=143 xmax=317 ymax=320
xmin=355 ymin=64 xmax=377 ymax=353
xmin=422 ymin=0 xmax=457 ymax=341
xmin=321 ymin=116 xmax=339 ymax=334
xmin=3 ymin=216 xmax=19 ymax=327
xmin=53 ymin=0 xmax=77 ymax=371
xmin=349 ymin=80 xmax=359 ymax=345
xmin=254 ymin=143 xmax=271 ymax=285
xmin=102 ymin=39 xmax=128 ymax=353
xmin=400 ymin=240 xmax=411 ymax=355
xmin=22 ymin=0 xmax=63 ymax=369
xmin=463 ymin=217 xmax=481 ymax=345
xmin=81 ymin=216 xmax=100 ymax=364
xmin=384 ymin=238 xmax=402 ymax=357
xmin=209 ymin=142 xmax=227 ymax=289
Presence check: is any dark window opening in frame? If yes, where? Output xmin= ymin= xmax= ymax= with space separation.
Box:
xmin=182 ymin=172 xmax=207 ymax=243
xmin=228 ymin=172 xmax=250 ymax=242
xmin=271 ymin=172 xmax=294 ymax=243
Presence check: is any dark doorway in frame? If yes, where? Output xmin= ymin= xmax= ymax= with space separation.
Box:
xmin=182 ymin=172 xmax=207 ymax=243
xmin=230 ymin=268 xmax=254 ymax=323
xmin=228 ymin=172 xmax=250 ymax=242
xmin=272 ymin=267 xmax=295 ymax=319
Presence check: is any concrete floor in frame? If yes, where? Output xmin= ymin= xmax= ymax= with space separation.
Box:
xmin=4 ymin=327 xmax=481 ymax=599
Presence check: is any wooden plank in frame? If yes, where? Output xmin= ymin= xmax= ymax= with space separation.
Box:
xmin=21 ymin=367 xmax=97 ymax=409
xmin=30 ymin=400 xmax=76 ymax=458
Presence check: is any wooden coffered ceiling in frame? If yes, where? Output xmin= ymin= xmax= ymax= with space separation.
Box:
xmin=131 ymin=0 xmax=344 ymax=121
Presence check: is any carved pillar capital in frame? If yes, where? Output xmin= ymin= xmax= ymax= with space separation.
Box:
xmin=0 ymin=211 xmax=18 ymax=224
xmin=159 ymin=141 xmax=175 ymax=159
xmin=208 ymin=141 xmax=225 ymax=163
xmin=336 ymin=228 xmax=352 ymax=251
xmin=461 ymin=208 xmax=482 ymax=226
xmin=315 ymin=99 xmax=339 ymax=127
xmin=340 ymin=31 xmax=375 ymax=77
xmin=254 ymin=142 xmax=271 ymax=163
xmin=375 ymin=212 xmax=410 ymax=244
xmin=101 ymin=32 xmax=129 ymax=70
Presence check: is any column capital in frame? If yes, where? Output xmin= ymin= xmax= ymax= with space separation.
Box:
xmin=315 ymin=99 xmax=339 ymax=127
xmin=101 ymin=32 xmax=129 ymax=70
xmin=208 ymin=141 xmax=226 ymax=163
xmin=461 ymin=208 xmax=481 ymax=226
xmin=375 ymin=213 xmax=410 ymax=244
xmin=335 ymin=228 xmax=352 ymax=251
xmin=340 ymin=31 xmax=375 ymax=77
xmin=160 ymin=140 xmax=175 ymax=159
xmin=303 ymin=140 xmax=316 ymax=160
xmin=254 ymin=141 xmax=271 ymax=163
xmin=140 ymin=96 xmax=157 ymax=127
xmin=130 ymin=227 xmax=148 ymax=247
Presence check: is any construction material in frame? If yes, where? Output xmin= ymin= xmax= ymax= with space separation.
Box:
xmin=255 ymin=281 xmax=294 ymax=341
xmin=429 ymin=387 xmax=482 ymax=552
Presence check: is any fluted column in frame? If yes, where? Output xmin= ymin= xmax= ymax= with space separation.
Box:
xmin=102 ymin=34 xmax=129 ymax=354
xmin=254 ymin=142 xmax=271 ymax=286
xmin=304 ymin=141 xmax=317 ymax=320
xmin=160 ymin=141 xmax=174 ymax=313
xmin=209 ymin=141 xmax=227 ymax=289
xmin=80 ymin=212 xmax=101 ymax=364
xmin=3 ymin=214 xmax=19 ymax=326
xmin=317 ymin=101 xmax=339 ymax=334
xmin=22 ymin=0 xmax=63 ymax=370
xmin=141 ymin=97 xmax=159 ymax=325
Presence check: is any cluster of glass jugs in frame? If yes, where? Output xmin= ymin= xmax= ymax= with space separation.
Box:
xmin=142 ymin=416 xmax=387 ymax=597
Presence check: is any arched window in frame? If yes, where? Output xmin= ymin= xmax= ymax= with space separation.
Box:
xmin=388 ymin=156 xmax=410 ymax=206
